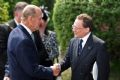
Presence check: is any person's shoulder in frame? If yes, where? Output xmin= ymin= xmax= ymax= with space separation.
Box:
xmin=7 ymin=19 xmax=15 ymax=24
xmin=3 ymin=22 xmax=13 ymax=33
xmin=70 ymin=37 xmax=76 ymax=41
xmin=0 ymin=23 xmax=10 ymax=32
xmin=48 ymin=30 xmax=57 ymax=37
xmin=0 ymin=23 xmax=8 ymax=27
xmin=92 ymin=35 xmax=105 ymax=45
xmin=7 ymin=19 xmax=16 ymax=28
xmin=0 ymin=24 xmax=5 ymax=28
xmin=0 ymin=24 xmax=5 ymax=33
xmin=48 ymin=30 xmax=56 ymax=34
xmin=69 ymin=37 xmax=77 ymax=44
xmin=0 ymin=24 xmax=10 ymax=42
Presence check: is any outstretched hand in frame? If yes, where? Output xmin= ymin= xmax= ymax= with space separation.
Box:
xmin=50 ymin=63 xmax=61 ymax=76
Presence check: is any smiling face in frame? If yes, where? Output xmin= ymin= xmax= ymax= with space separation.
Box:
xmin=72 ymin=19 xmax=90 ymax=38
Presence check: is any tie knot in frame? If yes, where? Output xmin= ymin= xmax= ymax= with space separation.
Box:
xmin=80 ymin=39 xmax=83 ymax=44
xmin=77 ymin=39 xmax=83 ymax=56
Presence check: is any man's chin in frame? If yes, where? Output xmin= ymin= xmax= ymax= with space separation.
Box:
xmin=74 ymin=35 xmax=78 ymax=38
xmin=74 ymin=35 xmax=81 ymax=38
xmin=34 ymin=26 xmax=39 ymax=31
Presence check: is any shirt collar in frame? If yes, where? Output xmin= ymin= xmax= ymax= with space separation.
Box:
xmin=80 ymin=32 xmax=91 ymax=48
xmin=20 ymin=22 xmax=32 ymax=35
xmin=81 ymin=32 xmax=91 ymax=42
xmin=14 ymin=18 xmax=19 ymax=25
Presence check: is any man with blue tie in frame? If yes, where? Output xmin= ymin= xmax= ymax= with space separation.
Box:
xmin=53 ymin=13 xmax=110 ymax=80
xmin=7 ymin=5 xmax=59 ymax=80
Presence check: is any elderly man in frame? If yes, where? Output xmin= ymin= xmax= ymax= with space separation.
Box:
xmin=7 ymin=5 xmax=59 ymax=80
xmin=3 ymin=2 xmax=28 ymax=80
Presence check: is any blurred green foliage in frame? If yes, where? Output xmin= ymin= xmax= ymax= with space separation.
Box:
xmin=0 ymin=0 xmax=55 ymax=30
xmin=0 ymin=0 xmax=9 ymax=23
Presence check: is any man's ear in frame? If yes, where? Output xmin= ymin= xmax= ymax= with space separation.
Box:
xmin=27 ymin=16 xmax=33 ymax=26
xmin=86 ymin=27 xmax=90 ymax=32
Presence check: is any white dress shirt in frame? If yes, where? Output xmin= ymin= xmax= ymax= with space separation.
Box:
xmin=79 ymin=32 xmax=91 ymax=49
xmin=20 ymin=23 xmax=32 ymax=36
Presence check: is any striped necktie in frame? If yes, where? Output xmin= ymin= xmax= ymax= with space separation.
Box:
xmin=78 ymin=39 xmax=83 ymax=56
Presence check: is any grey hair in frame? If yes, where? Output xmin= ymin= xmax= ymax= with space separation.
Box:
xmin=21 ymin=5 xmax=38 ymax=20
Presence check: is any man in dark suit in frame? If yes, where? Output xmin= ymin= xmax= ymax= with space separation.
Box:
xmin=7 ymin=5 xmax=59 ymax=80
xmin=53 ymin=13 xmax=110 ymax=80
xmin=3 ymin=2 xmax=28 ymax=80
xmin=4 ymin=2 xmax=58 ymax=80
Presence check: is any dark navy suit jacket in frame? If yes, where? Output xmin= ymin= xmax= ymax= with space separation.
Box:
xmin=60 ymin=33 xmax=110 ymax=80
xmin=7 ymin=25 xmax=53 ymax=80
xmin=0 ymin=24 xmax=11 ymax=79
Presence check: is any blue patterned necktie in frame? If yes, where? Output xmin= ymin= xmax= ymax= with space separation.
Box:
xmin=78 ymin=39 xmax=83 ymax=56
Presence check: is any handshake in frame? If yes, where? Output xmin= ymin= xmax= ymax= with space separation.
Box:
xmin=50 ymin=63 xmax=61 ymax=76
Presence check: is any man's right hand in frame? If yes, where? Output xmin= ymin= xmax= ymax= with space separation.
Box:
xmin=50 ymin=63 xmax=61 ymax=76
xmin=3 ymin=76 xmax=11 ymax=80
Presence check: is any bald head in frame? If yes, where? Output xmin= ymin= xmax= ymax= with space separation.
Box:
xmin=21 ymin=5 xmax=42 ymax=20
xmin=21 ymin=5 xmax=43 ymax=31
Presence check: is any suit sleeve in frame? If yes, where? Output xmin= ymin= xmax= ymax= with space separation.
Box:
xmin=0 ymin=25 xmax=8 ymax=54
xmin=15 ymin=39 xmax=53 ymax=79
xmin=4 ymin=62 xmax=10 ymax=77
xmin=96 ymin=43 xmax=110 ymax=80
xmin=60 ymin=41 xmax=72 ymax=72
xmin=0 ymin=25 xmax=10 ymax=77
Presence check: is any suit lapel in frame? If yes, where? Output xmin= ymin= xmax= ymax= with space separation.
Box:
xmin=73 ymin=34 xmax=94 ymax=71
xmin=72 ymin=38 xmax=79 ymax=69
xmin=18 ymin=25 xmax=39 ymax=55
xmin=73 ymin=38 xmax=79 ymax=58
xmin=18 ymin=25 xmax=32 ymax=40
xmin=80 ymin=34 xmax=93 ymax=59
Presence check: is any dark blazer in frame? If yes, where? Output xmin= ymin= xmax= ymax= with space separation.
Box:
xmin=34 ymin=31 xmax=55 ymax=80
xmin=0 ymin=24 xmax=11 ymax=79
xmin=5 ymin=20 xmax=54 ymax=80
xmin=4 ymin=19 xmax=17 ymax=77
xmin=60 ymin=33 xmax=110 ymax=80
xmin=0 ymin=24 xmax=12 ymax=59
xmin=7 ymin=25 xmax=53 ymax=80
xmin=7 ymin=19 xmax=17 ymax=29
